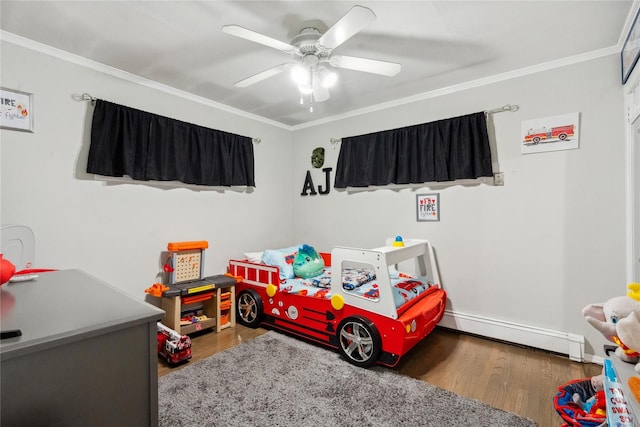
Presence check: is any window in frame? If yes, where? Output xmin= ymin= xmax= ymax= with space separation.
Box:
xmin=334 ymin=112 xmax=492 ymax=188
xmin=87 ymin=100 xmax=255 ymax=187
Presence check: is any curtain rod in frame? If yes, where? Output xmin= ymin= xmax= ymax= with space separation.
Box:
xmin=486 ymin=104 xmax=519 ymax=114
xmin=81 ymin=93 xmax=97 ymax=103
xmin=79 ymin=93 xmax=261 ymax=144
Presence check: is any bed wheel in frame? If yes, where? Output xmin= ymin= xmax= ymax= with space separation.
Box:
xmin=237 ymin=289 xmax=263 ymax=328
xmin=337 ymin=316 xmax=381 ymax=368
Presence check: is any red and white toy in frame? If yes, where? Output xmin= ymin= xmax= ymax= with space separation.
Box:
xmin=156 ymin=322 xmax=192 ymax=366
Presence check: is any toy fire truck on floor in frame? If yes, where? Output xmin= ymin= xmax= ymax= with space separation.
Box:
xmin=148 ymin=241 xmax=238 ymax=335
xmin=157 ymin=322 xmax=192 ymax=366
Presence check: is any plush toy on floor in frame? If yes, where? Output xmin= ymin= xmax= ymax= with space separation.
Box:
xmin=572 ymin=373 xmax=606 ymax=417
xmin=620 ymin=282 xmax=640 ymax=367
xmin=574 ymin=390 xmax=606 ymax=417
xmin=554 ymin=375 xmax=607 ymax=427
xmin=555 ymin=285 xmax=640 ymax=426
xmin=583 ymin=293 xmax=640 ymax=371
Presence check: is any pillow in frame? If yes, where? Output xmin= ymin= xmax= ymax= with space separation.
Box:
xmin=293 ymin=244 xmax=325 ymax=279
xmin=262 ymin=244 xmax=301 ymax=280
xmin=243 ymin=251 xmax=263 ymax=263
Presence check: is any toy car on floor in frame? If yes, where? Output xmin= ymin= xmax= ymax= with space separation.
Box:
xmin=157 ymin=322 xmax=192 ymax=366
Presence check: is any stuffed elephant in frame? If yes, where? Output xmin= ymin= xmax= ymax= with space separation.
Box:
xmin=583 ymin=295 xmax=640 ymax=371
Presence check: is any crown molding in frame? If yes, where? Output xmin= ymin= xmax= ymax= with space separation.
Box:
xmin=0 ymin=30 xmax=292 ymax=131
xmin=1 ymin=30 xmax=620 ymax=132
xmin=291 ymin=45 xmax=620 ymax=130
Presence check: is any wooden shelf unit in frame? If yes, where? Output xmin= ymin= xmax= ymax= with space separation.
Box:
xmin=161 ymin=285 xmax=235 ymax=335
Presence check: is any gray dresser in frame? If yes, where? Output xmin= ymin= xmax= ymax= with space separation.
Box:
xmin=0 ymin=269 xmax=164 ymax=426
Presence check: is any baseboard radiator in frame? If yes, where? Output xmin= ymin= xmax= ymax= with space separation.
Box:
xmin=439 ymin=309 xmax=585 ymax=362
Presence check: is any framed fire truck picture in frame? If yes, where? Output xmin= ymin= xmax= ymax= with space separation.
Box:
xmin=521 ymin=112 xmax=580 ymax=155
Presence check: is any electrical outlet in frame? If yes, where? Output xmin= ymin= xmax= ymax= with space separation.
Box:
xmin=493 ymin=172 xmax=505 ymax=186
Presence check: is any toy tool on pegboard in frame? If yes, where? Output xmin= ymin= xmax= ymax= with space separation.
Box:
xmin=145 ymin=241 xmax=240 ymax=298
xmin=165 ymin=241 xmax=208 ymax=285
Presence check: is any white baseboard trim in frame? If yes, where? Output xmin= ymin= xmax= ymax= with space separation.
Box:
xmin=439 ymin=309 xmax=585 ymax=362
xmin=584 ymin=354 xmax=605 ymax=366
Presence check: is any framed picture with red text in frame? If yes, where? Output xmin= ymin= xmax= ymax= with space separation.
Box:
xmin=416 ymin=193 xmax=439 ymax=222
xmin=0 ymin=88 xmax=33 ymax=132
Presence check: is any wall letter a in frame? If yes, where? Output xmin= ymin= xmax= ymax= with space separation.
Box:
xmin=300 ymin=171 xmax=317 ymax=196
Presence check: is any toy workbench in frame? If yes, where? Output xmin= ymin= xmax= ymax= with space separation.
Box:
xmin=159 ymin=241 xmax=236 ymax=335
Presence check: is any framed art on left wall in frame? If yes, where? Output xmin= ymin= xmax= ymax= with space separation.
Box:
xmin=0 ymin=87 xmax=33 ymax=132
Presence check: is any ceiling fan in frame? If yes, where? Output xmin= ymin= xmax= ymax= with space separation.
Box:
xmin=222 ymin=5 xmax=401 ymax=109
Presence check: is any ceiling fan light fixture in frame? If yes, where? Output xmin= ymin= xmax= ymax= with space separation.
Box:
xmin=291 ymin=64 xmax=310 ymax=85
xmin=321 ymin=70 xmax=337 ymax=88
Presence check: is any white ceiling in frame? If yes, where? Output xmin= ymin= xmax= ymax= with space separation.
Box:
xmin=0 ymin=1 xmax=634 ymax=128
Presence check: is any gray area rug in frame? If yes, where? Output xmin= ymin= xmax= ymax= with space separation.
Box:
xmin=159 ymin=331 xmax=537 ymax=427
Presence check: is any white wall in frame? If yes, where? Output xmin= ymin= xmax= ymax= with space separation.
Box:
xmin=1 ymin=39 xmax=628 ymax=360
xmin=0 ymin=41 xmax=294 ymax=298
xmin=291 ymin=54 xmax=627 ymax=359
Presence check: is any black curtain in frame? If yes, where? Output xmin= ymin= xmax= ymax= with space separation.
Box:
xmin=87 ymin=99 xmax=255 ymax=187
xmin=334 ymin=112 xmax=492 ymax=188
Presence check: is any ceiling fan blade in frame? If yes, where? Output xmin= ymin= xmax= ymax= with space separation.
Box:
xmin=222 ymin=25 xmax=299 ymax=54
xmin=234 ymin=63 xmax=293 ymax=87
xmin=312 ymin=75 xmax=330 ymax=102
xmin=329 ymin=55 xmax=401 ymax=76
xmin=317 ymin=5 xmax=376 ymax=50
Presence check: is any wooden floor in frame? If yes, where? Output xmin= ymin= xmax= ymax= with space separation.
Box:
xmin=158 ymin=325 xmax=601 ymax=427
